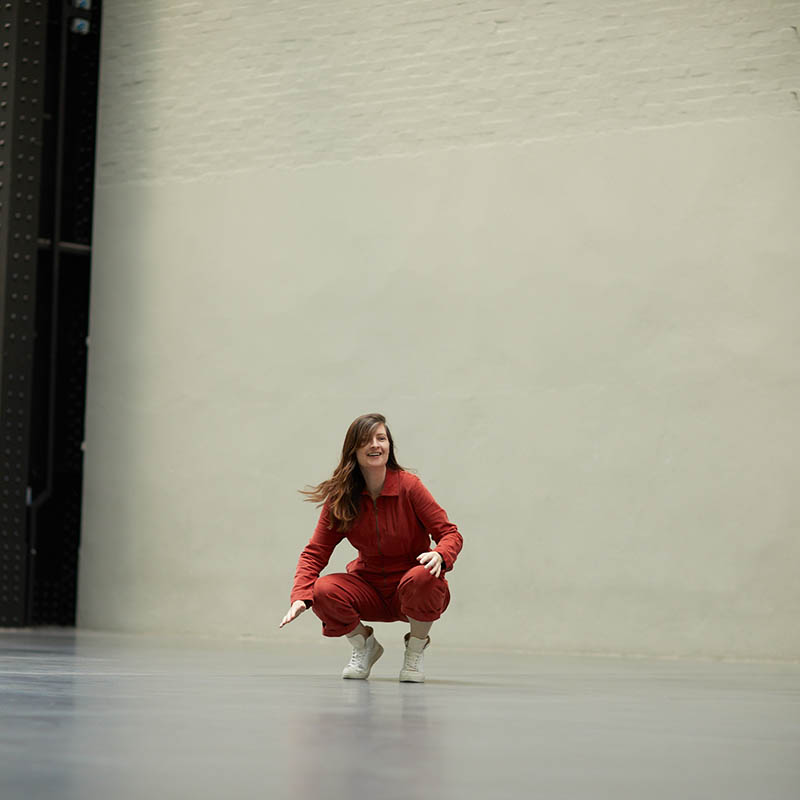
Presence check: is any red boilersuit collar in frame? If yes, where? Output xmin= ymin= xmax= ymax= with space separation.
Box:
xmin=361 ymin=468 xmax=401 ymax=497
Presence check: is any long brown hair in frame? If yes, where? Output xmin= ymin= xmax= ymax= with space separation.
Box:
xmin=300 ymin=413 xmax=405 ymax=531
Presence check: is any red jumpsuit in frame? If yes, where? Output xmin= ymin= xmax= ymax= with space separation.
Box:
xmin=290 ymin=469 xmax=463 ymax=637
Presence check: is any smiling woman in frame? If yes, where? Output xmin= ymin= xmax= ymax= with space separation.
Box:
xmin=279 ymin=413 xmax=463 ymax=683
xmin=358 ymin=426 xmax=389 ymax=471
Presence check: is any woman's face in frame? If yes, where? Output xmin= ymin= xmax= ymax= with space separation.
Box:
xmin=355 ymin=424 xmax=390 ymax=470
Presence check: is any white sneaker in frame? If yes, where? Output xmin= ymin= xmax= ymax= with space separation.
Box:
xmin=342 ymin=629 xmax=383 ymax=680
xmin=399 ymin=633 xmax=429 ymax=683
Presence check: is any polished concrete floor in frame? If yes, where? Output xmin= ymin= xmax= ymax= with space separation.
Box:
xmin=1 ymin=629 xmax=799 ymax=800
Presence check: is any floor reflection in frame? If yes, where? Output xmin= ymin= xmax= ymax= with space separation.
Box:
xmin=287 ymin=680 xmax=444 ymax=800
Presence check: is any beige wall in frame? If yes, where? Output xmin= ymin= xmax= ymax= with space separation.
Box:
xmin=78 ymin=1 xmax=800 ymax=659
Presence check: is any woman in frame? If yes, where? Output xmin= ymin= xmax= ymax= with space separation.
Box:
xmin=279 ymin=413 xmax=463 ymax=682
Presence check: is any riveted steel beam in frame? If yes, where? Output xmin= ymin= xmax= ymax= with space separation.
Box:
xmin=0 ymin=0 xmax=48 ymax=626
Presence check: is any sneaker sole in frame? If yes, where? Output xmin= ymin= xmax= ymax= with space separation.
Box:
xmin=342 ymin=642 xmax=384 ymax=680
xmin=399 ymin=671 xmax=425 ymax=683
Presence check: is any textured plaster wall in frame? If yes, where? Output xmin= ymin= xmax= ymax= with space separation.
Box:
xmin=78 ymin=1 xmax=800 ymax=659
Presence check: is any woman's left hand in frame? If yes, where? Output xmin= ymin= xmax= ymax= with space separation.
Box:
xmin=417 ymin=551 xmax=443 ymax=578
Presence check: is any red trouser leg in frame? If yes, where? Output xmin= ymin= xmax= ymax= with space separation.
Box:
xmin=311 ymin=573 xmax=396 ymax=638
xmin=312 ymin=568 xmax=452 ymax=637
xmin=392 ymin=565 xmax=450 ymax=622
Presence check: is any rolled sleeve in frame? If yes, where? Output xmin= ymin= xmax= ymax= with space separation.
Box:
xmin=408 ymin=476 xmax=463 ymax=572
xmin=289 ymin=504 xmax=344 ymax=604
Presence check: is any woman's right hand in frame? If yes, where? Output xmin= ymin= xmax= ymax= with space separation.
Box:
xmin=279 ymin=600 xmax=308 ymax=628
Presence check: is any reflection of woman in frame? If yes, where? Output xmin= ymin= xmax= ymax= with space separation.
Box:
xmin=279 ymin=413 xmax=463 ymax=682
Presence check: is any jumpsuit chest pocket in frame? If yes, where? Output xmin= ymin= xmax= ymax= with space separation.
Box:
xmin=377 ymin=498 xmax=423 ymax=557
xmin=349 ymin=496 xmax=421 ymax=559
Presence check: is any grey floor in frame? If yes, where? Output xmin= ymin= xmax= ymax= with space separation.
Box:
xmin=1 ymin=630 xmax=799 ymax=800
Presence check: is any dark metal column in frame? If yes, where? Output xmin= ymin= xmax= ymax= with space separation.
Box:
xmin=0 ymin=1 xmax=48 ymax=626
xmin=1 ymin=0 xmax=100 ymax=626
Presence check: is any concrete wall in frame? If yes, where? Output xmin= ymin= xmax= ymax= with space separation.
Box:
xmin=78 ymin=0 xmax=800 ymax=659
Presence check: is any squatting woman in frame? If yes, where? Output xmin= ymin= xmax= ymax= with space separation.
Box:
xmin=279 ymin=413 xmax=463 ymax=682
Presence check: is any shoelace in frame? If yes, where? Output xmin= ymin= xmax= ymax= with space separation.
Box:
xmin=404 ymin=649 xmax=423 ymax=671
xmin=348 ymin=644 xmax=368 ymax=668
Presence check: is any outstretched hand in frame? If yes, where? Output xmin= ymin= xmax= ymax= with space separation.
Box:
xmin=279 ymin=600 xmax=308 ymax=628
xmin=417 ymin=551 xmax=443 ymax=578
